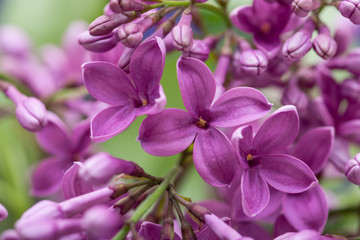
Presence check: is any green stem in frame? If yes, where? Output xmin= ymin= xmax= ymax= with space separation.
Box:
xmin=163 ymin=1 xmax=191 ymax=7
xmin=112 ymin=167 xmax=180 ymax=240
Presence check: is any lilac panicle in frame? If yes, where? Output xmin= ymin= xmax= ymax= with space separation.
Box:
xmin=4 ymin=85 xmax=47 ymax=132
xmin=282 ymin=20 xmax=315 ymax=61
xmin=82 ymin=205 xmax=123 ymax=239
xmin=89 ymin=13 xmax=134 ymax=36
xmin=231 ymin=106 xmax=317 ymax=217
xmin=78 ymin=152 xmax=145 ymax=185
xmin=172 ymin=8 xmax=193 ymax=52
xmin=83 ymin=37 xmax=166 ymax=142
xmin=345 ymin=153 xmax=360 ymax=185
xmin=230 ymin=0 xmax=293 ymax=57
xmin=0 ymin=203 xmax=8 ymax=221
xmin=139 ymin=56 xmax=272 ymax=187
xmin=339 ymin=0 xmax=360 ymax=24
xmin=313 ymin=25 xmax=337 ymax=60
xmin=78 ymin=30 xmax=119 ymax=52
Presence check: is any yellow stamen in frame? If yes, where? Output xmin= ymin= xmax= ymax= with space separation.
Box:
xmin=247 ymin=154 xmax=253 ymax=161
xmin=260 ymin=22 xmax=271 ymax=34
xmin=196 ymin=116 xmax=207 ymax=128
xmin=142 ymin=99 xmax=148 ymax=106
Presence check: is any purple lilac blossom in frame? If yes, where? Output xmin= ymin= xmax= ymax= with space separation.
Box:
xmin=139 ymin=56 xmax=272 ymax=187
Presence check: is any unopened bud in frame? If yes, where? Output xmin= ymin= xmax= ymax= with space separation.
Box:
xmin=118 ymin=47 xmax=136 ymax=71
xmin=282 ymin=20 xmax=315 ymax=61
xmin=118 ymin=23 xmax=143 ymax=48
xmin=89 ymin=13 xmax=133 ymax=36
xmin=15 ymin=97 xmax=47 ymax=132
xmin=345 ymin=154 xmax=360 ymax=185
xmin=78 ymin=30 xmax=119 ymax=52
xmin=186 ymin=39 xmax=210 ymax=61
xmin=110 ymin=0 xmax=145 ymax=13
xmin=238 ymin=49 xmax=268 ymax=75
xmin=291 ymin=0 xmax=320 ymax=17
xmin=313 ymin=26 xmax=337 ymax=59
xmin=79 ymin=152 xmax=145 ymax=185
xmin=172 ymin=10 xmax=193 ymax=52
xmin=339 ymin=0 xmax=360 ymax=25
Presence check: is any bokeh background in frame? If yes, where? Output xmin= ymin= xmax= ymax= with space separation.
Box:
xmin=0 ymin=0 xmax=360 ymax=236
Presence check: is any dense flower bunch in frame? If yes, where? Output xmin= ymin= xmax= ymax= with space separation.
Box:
xmin=1 ymin=0 xmax=360 ymax=239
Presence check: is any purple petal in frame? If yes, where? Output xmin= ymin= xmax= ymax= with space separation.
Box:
xmin=274 ymin=215 xmax=297 ymax=237
xmin=253 ymin=34 xmax=281 ymax=58
xmin=138 ymin=109 xmax=198 ymax=156
xmin=71 ymin=119 xmax=91 ymax=154
xmin=241 ymin=168 xmax=270 ymax=217
xmin=193 ymin=127 xmax=238 ymax=187
xmin=36 ymin=112 xmax=71 ymax=156
xmin=231 ymin=125 xmax=254 ymax=168
xmin=177 ymin=56 xmax=216 ymax=116
xmin=139 ymin=222 xmax=181 ymax=240
xmin=134 ymin=84 xmax=167 ymax=116
xmin=338 ymin=119 xmax=360 ymax=144
xmin=0 ymin=203 xmax=8 ymax=221
xmin=31 ymin=157 xmax=72 ymax=196
xmin=82 ymin=61 xmax=138 ymax=105
xmin=130 ymin=37 xmax=166 ymax=101
xmin=260 ymin=154 xmax=318 ymax=193
xmin=210 ymin=87 xmax=272 ymax=127
xmin=91 ymin=105 xmax=136 ymax=142
xmin=283 ymin=185 xmax=328 ymax=232
xmin=230 ymin=6 xmax=257 ymax=33
xmin=253 ymin=105 xmax=299 ymax=154
xmin=329 ymin=137 xmax=350 ymax=171
xmin=62 ymin=162 xmax=93 ymax=199
xmin=294 ymin=127 xmax=334 ymax=174
xmin=234 ymin=222 xmax=272 ymax=240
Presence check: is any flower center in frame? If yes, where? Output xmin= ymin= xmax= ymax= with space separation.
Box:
xmin=260 ymin=22 xmax=271 ymax=34
xmin=195 ymin=116 xmax=207 ymax=129
xmin=142 ymin=99 xmax=148 ymax=106
xmin=246 ymin=153 xmax=253 ymax=161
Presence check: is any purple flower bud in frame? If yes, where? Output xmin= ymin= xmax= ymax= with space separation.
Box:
xmin=291 ymin=0 xmax=320 ymax=17
xmin=15 ymin=97 xmax=48 ymax=132
xmin=109 ymin=0 xmax=144 ymax=13
xmin=16 ymin=218 xmax=82 ymax=240
xmin=186 ymin=39 xmax=210 ymax=62
xmin=18 ymin=200 xmax=64 ymax=222
xmin=341 ymin=79 xmax=360 ymax=102
xmin=1 ymin=230 xmax=19 ymax=240
xmin=82 ymin=205 xmax=123 ymax=238
xmin=238 ymin=49 xmax=268 ymax=75
xmin=118 ymin=47 xmax=136 ymax=71
xmin=89 ymin=13 xmax=133 ymax=36
xmin=79 ymin=152 xmax=145 ymax=185
xmin=78 ymin=30 xmax=119 ymax=52
xmin=104 ymin=3 xmax=116 ymax=16
xmin=172 ymin=10 xmax=193 ymax=52
xmin=339 ymin=0 xmax=360 ymax=25
xmin=313 ymin=26 xmax=337 ymax=60
xmin=282 ymin=21 xmax=315 ymax=61
xmin=345 ymin=154 xmax=360 ymax=185
xmin=0 ymin=204 xmax=8 ymax=221
xmin=118 ymin=18 xmax=153 ymax=48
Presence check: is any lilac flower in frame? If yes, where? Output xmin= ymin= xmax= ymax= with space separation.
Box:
xmin=82 ymin=37 xmax=166 ymax=142
xmin=62 ymin=162 xmax=93 ymax=199
xmin=312 ymin=25 xmax=337 ymax=60
xmin=344 ymin=153 xmax=360 ymax=184
xmin=230 ymin=0 xmax=293 ymax=57
xmin=231 ymin=106 xmax=317 ymax=216
xmin=31 ymin=112 xmax=90 ymax=196
xmin=139 ymin=56 xmax=272 ymax=187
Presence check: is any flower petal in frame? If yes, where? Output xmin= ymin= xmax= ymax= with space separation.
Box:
xmin=91 ymin=105 xmax=136 ymax=142
xmin=36 ymin=112 xmax=71 ymax=156
xmin=260 ymin=154 xmax=317 ymax=193
xmin=139 ymin=222 xmax=181 ymax=240
xmin=31 ymin=157 xmax=72 ymax=196
xmin=193 ymin=127 xmax=238 ymax=187
xmin=230 ymin=6 xmax=257 ymax=33
xmin=231 ymin=125 xmax=254 ymax=168
xmin=294 ymin=127 xmax=334 ymax=174
xmin=241 ymin=168 xmax=270 ymax=217
xmin=283 ymin=185 xmax=328 ymax=232
xmin=338 ymin=119 xmax=360 ymax=144
xmin=82 ymin=61 xmax=138 ymax=105
xmin=138 ymin=109 xmax=198 ymax=156
xmin=71 ymin=119 xmax=91 ymax=154
xmin=253 ymin=105 xmax=299 ymax=154
xmin=177 ymin=56 xmax=216 ymax=116
xmin=62 ymin=162 xmax=93 ymax=199
xmin=329 ymin=137 xmax=350 ymax=171
xmin=130 ymin=37 xmax=166 ymax=101
xmin=210 ymin=87 xmax=272 ymax=127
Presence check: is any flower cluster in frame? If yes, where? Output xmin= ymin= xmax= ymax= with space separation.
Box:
xmin=0 ymin=0 xmax=360 ymax=239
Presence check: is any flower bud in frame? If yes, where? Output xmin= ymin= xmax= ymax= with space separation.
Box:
xmin=186 ymin=39 xmax=210 ymax=62
xmin=118 ymin=22 xmax=144 ymax=48
xmin=82 ymin=205 xmax=123 ymax=239
xmin=117 ymin=47 xmax=136 ymax=72
xmin=79 ymin=152 xmax=145 ymax=185
xmin=16 ymin=218 xmax=82 ymax=240
xmin=172 ymin=10 xmax=193 ymax=52
xmin=282 ymin=21 xmax=315 ymax=61
xmin=238 ymin=49 xmax=268 ymax=75
xmin=110 ymin=0 xmax=145 ymax=13
xmin=89 ymin=13 xmax=133 ymax=36
xmin=78 ymin=30 xmax=119 ymax=52
xmin=341 ymin=79 xmax=360 ymax=102
xmin=345 ymin=154 xmax=360 ymax=185
xmin=15 ymin=97 xmax=48 ymax=132
xmin=313 ymin=26 xmax=337 ymax=60
xmin=339 ymin=0 xmax=360 ymax=25
xmin=291 ymin=0 xmax=320 ymax=17
xmin=0 ymin=204 xmax=8 ymax=221
xmin=104 ymin=3 xmax=116 ymax=16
